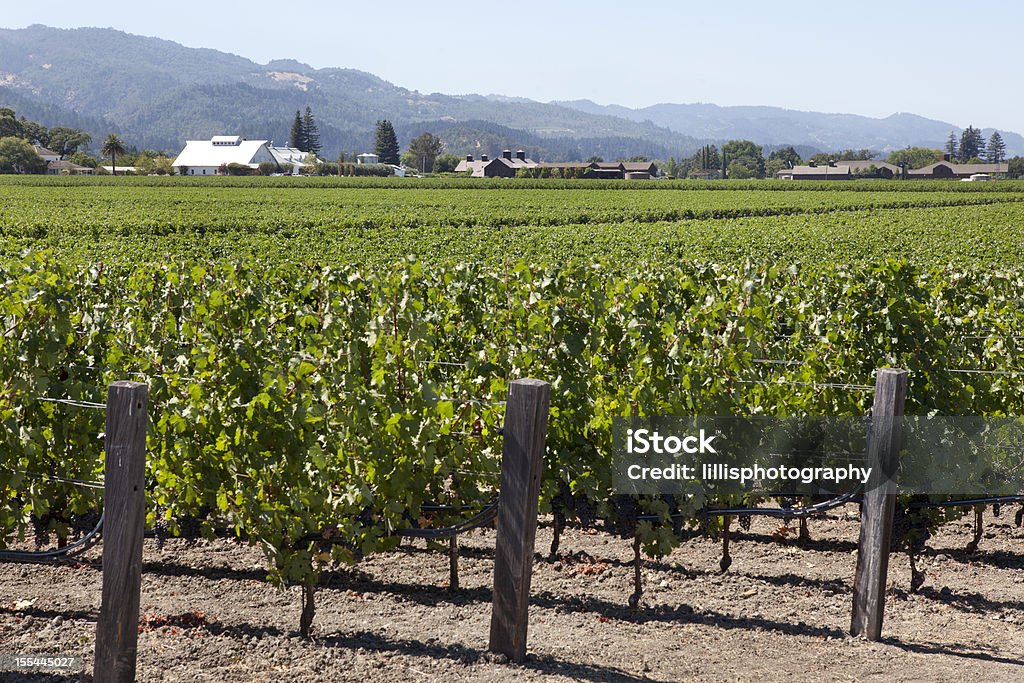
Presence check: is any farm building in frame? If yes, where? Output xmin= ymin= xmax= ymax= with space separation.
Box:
xmin=172 ymin=136 xmax=302 ymax=175
xmin=99 ymin=166 xmax=137 ymax=175
xmin=356 ymin=153 xmax=379 ymax=164
xmin=777 ymin=163 xmax=853 ymax=180
xmin=455 ymin=150 xmax=539 ymax=178
xmin=267 ymin=146 xmax=312 ymax=174
xmin=907 ymin=160 xmax=1010 ymax=179
xmin=620 ymin=161 xmax=660 ymax=178
xmin=33 ymin=145 xmax=61 ymax=163
xmin=46 ymin=160 xmax=94 ymax=175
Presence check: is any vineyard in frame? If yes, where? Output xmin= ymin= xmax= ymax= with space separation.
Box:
xmin=3 ymin=179 xmax=1024 ymax=266
xmin=2 ymin=177 xmax=1024 ymax=680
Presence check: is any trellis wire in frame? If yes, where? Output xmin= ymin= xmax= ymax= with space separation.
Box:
xmin=34 ymin=397 xmax=106 ymax=409
xmin=0 ymin=511 xmax=105 ymax=562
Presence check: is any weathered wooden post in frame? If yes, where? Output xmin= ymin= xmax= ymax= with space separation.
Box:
xmin=94 ymin=381 xmax=148 ymax=682
xmin=488 ymin=378 xmax=550 ymax=663
xmin=850 ymin=368 xmax=908 ymax=640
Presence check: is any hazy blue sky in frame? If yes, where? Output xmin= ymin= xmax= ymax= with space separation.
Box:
xmin=3 ymin=1 xmax=1021 ymax=131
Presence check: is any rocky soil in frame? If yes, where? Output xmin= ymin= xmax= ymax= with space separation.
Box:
xmin=1 ymin=506 xmax=1023 ymax=682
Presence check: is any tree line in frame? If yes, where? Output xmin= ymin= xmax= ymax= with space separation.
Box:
xmin=0 ymin=106 xmax=173 ymax=175
xmin=661 ymin=130 xmax=1021 ymax=180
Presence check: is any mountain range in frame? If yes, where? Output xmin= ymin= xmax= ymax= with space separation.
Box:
xmin=1 ymin=25 xmax=1020 ymax=161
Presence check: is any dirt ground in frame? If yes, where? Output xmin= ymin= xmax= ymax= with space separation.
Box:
xmin=1 ymin=506 xmax=1022 ymax=683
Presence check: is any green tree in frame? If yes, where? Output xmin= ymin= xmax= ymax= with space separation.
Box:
xmin=726 ymin=161 xmax=755 ymax=179
xmin=46 ymin=127 xmax=92 ymax=157
xmin=434 ymin=153 xmax=461 ymax=173
xmin=768 ymin=146 xmax=802 ymax=167
xmin=407 ymin=132 xmax=444 ymax=172
xmin=302 ymin=107 xmax=321 ymax=155
xmin=153 ymin=155 xmax=175 ymax=175
xmin=301 ymin=152 xmax=319 ymax=175
xmin=665 ymin=156 xmax=678 ymax=178
xmin=18 ymin=119 xmax=47 ymax=146
xmin=1007 ymin=157 xmax=1024 ymax=179
xmin=289 ymin=110 xmax=306 ymax=151
xmin=374 ymin=120 xmax=400 ymax=165
xmin=587 ymin=156 xmax=604 ymax=163
xmin=101 ymin=134 xmax=127 ymax=175
xmin=886 ymin=147 xmax=941 ymax=170
xmin=692 ymin=144 xmax=720 ymax=170
xmin=959 ymin=126 xmax=984 ymax=162
xmin=808 ymin=149 xmax=873 ymax=165
xmin=68 ymin=151 xmax=98 ymax=168
xmin=134 ymin=153 xmax=155 ymax=175
xmin=0 ymin=136 xmax=46 ymax=174
xmin=985 ymin=131 xmax=1006 ymax=164
xmin=722 ymin=140 xmax=765 ymax=178
xmin=944 ymin=131 xmax=959 ymax=161
xmin=0 ymin=108 xmax=23 ymax=138
xmin=764 ymin=158 xmax=788 ymax=178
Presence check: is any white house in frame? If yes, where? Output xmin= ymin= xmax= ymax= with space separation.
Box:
xmin=356 ymin=152 xmax=379 ymax=165
xmin=172 ymin=136 xmax=278 ymax=175
xmin=34 ymin=145 xmax=61 ymax=163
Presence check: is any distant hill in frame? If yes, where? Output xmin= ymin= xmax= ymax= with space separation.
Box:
xmin=0 ymin=25 xmax=1020 ymax=160
xmin=553 ymin=100 xmax=1024 ymax=157
xmin=0 ymin=25 xmax=701 ymax=160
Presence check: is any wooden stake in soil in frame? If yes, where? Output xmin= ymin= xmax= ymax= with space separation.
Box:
xmin=488 ymin=378 xmax=550 ymax=663
xmin=449 ymin=535 xmax=460 ymax=590
xmin=94 ymin=381 xmax=148 ymax=683
xmin=850 ymin=368 xmax=907 ymax=640
xmin=719 ymin=515 xmax=733 ymax=573
xmin=628 ymin=533 xmax=643 ymax=608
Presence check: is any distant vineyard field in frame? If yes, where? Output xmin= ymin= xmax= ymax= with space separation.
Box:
xmin=2 ymin=178 xmax=1024 ymax=267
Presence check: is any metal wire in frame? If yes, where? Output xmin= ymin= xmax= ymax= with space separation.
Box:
xmin=394 ymin=499 xmax=498 ymax=539
xmin=0 ymin=511 xmax=104 ymax=561
xmin=34 ymin=397 xmax=106 ymax=409
xmin=436 ymin=397 xmax=506 ymax=406
xmin=12 ymin=472 xmax=105 ymax=490
xmin=633 ymin=489 xmax=862 ymax=522
xmin=701 ymin=490 xmax=862 ymax=518
xmin=731 ymin=379 xmax=875 ymax=391
xmin=909 ymin=495 xmax=1024 ymax=509
xmin=940 ymin=368 xmax=1024 ymax=377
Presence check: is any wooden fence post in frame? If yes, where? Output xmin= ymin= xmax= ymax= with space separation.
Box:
xmin=488 ymin=378 xmax=550 ymax=663
xmin=850 ymin=368 xmax=908 ymax=640
xmin=94 ymin=381 xmax=148 ymax=682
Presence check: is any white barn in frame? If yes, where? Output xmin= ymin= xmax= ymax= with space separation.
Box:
xmin=172 ymin=136 xmax=278 ymax=175
xmin=267 ymin=146 xmax=311 ymax=174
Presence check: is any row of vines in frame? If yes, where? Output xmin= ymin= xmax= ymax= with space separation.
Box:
xmin=4 ymin=255 xmax=1024 ymax=593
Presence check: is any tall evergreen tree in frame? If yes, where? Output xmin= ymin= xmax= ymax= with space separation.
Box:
xmin=302 ymin=107 xmax=321 ymax=155
xmin=986 ymin=131 xmax=1006 ymax=164
xmin=374 ymin=120 xmax=400 ymax=165
xmin=289 ymin=110 xmax=306 ymax=151
xmin=959 ymin=125 xmax=984 ymax=162
xmin=944 ymin=131 xmax=959 ymax=161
